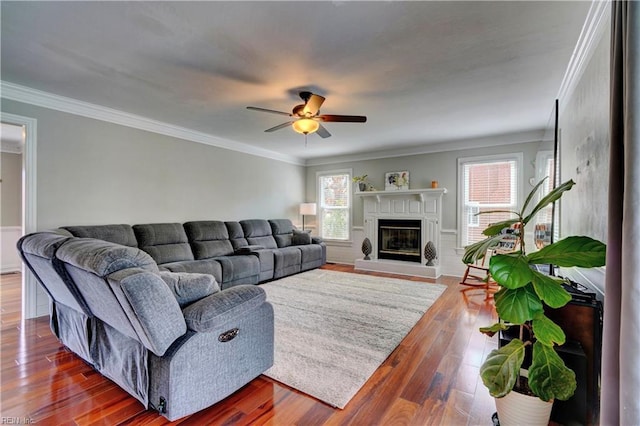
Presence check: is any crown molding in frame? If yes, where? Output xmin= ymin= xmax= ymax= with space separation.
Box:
xmin=0 ymin=81 xmax=305 ymax=166
xmin=556 ymin=0 xmax=610 ymax=105
xmin=305 ymin=129 xmax=544 ymax=166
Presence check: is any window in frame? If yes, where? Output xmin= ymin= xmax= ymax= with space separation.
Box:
xmin=467 ymin=204 xmax=480 ymax=227
xmin=534 ymin=150 xmax=555 ymax=248
xmin=458 ymin=154 xmax=522 ymax=247
xmin=534 ymin=151 xmax=555 ymax=225
xmin=317 ymin=170 xmax=351 ymax=241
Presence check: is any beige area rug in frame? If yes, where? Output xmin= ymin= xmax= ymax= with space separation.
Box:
xmin=261 ymin=269 xmax=447 ymax=409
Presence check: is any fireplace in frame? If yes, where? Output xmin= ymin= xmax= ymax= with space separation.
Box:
xmin=377 ymin=219 xmax=422 ymax=263
xmin=355 ymin=188 xmax=446 ymax=278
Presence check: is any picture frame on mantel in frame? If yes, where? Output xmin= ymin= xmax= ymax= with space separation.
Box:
xmin=385 ymin=171 xmax=409 ymax=190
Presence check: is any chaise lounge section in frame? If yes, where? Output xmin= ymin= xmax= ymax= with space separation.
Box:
xmin=17 ymin=218 xmax=325 ymax=420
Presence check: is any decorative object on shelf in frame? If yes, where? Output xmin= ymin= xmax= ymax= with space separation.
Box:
xmin=385 ymin=171 xmax=409 ymax=191
xmin=361 ymin=237 xmax=372 ymax=260
xmin=299 ymin=202 xmax=317 ymax=231
xmin=352 ymin=175 xmax=369 ymax=192
xmin=431 ymin=180 xmax=439 ymax=188
xmin=423 ymin=241 xmax=437 ymax=266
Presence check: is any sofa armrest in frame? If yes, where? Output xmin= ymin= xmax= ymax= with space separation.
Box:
xmin=234 ymin=245 xmax=266 ymax=255
xmin=311 ymin=237 xmax=324 ymax=245
xmin=182 ymin=285 xmax=266 ymax=332
xmin=158 ymin=271 xmax=220 ymax=308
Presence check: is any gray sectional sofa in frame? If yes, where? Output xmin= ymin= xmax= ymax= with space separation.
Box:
xmin=17 ymin=218 xmax=325 ymax=420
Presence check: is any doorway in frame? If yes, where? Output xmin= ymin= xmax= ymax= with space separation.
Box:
xmin=1 ymin=122 xmax=24 ymax=322
xmin=1 ymin=113 xmax=38 ymax=319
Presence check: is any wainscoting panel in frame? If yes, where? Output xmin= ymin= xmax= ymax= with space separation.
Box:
xmin=438 ymin=230 xmax=467 ymax=277
xmin=1 ymin=226 xmax=22 ymax=273
xmin=409 ymin=200 xmax=422 ymax=214
xmin=379 ymin=200 xmax=391 ymax=214
xmin=424 ymin=199 xmax=437 ymax=214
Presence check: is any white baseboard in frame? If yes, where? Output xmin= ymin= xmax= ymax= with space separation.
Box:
xmin=1 ymin=226 xmax=22 ymax=273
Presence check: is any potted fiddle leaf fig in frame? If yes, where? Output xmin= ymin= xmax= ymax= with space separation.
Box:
xmin=463 ymin=178 xmax=606 ymax=426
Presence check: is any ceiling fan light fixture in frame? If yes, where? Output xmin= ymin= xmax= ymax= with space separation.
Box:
xmin=292 ymin=118 xmax=319 ymax=135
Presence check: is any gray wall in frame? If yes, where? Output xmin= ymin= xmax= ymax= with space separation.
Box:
xmin=306 ymin=140 xmax=550 ymax=231
xmin=1 ymin=99 xmax=305 ymax=230
xmin=1 ymin=152 xmax=22 ymax=226
xmin=558 ymin=25 xmax=610 ymax=243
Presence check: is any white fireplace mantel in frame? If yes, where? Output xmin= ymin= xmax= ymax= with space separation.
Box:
xmin=355 ymin=188 xmax=447 ymax=202
xmin=355 ymin=187 xmax=447 ymax=278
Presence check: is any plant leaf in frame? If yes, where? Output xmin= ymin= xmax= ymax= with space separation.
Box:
xmin=528 ymin=341 xmax=577 ymax=401
xmin=531 ymin=271 xmax=572 ymax=308
xmin=523 ymin=179 xmax=575 ymax=225
xmin=521 ymin=177 xmax=549 ymax=217
xmin=494 ymin=285 xmax=543 ymax=324
xmin=479 ymin=322 xmax=509 ymax=337
xmin=482 ymin=219 xmax=522 ymax=236
xmin=527 ymin=236 xmax=606 ymax=267
xmin=476 ymin=209 xmax=519 ymax=216
xmin=462 ymin=234 xmax=504 ymax=264
xmin=480 ymin=339 xmax=525 ymax=398
xmin=489 ymin=254 xmax=533 ymax=289
xmin=532 ymin=314 xmax=566 ymax=346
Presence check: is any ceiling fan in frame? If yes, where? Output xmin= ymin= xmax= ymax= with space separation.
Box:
xmin=246 ymin=91 xmax=367 ymax=138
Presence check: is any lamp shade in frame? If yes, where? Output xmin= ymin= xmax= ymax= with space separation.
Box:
xmin=292 ymin=118 xmax=319 ymax=135
xmin=299 ymin=203 xmax=317 ymax=215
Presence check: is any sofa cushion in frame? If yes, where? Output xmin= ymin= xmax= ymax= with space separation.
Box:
xmin=182 ymin=285 xmax=266 ymax=332
xmin=159 ymin=271 xmax=220 ymax=308
xmin=269 ymin=219 xmax=294 ymax=235
xmin=56 ymin=238 xmax=159 ymax=277
xmin=161 ymin=259 xmax=223 ymax=284
xmin=214 ymin=255 xmax=260 ymax=286
xmin=18 ymin=232 xmax=91 ymax=315
xmin=62 ymin=224 xmax=138 ymax=247
xmin=292 ymin=229 xmax=312 ymax=245
xmin=269 ymin=219 xmax=294 ymax=248
xmin=240 ymin=220 xmax=278 ymax=249
xmin=184 ymin=221 xmax=234 ymax=259
xmin=109 ymin=269 xmax=187 ymax=356
xmin=133 ymin=223 xmax=194 ymax=265
xmin=225 ymin=221 xmax=249 ymax=250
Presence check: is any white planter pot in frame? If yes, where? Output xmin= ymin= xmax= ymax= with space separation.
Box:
xmin=495 ymin=391 xmax=553 ymax=426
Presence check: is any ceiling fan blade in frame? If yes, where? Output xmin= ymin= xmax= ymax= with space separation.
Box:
xmin=318 ymin=114 xmax=367 ymax=123
xmin=264 ymin=121 xmax=294 ymax=132
xmin=247 ymin=106 xmax=292 ymax=116
xmin=316 ymin=124 xmax=332 ymax=139
xmin=303 ymin=94 xmax=326 ymax=116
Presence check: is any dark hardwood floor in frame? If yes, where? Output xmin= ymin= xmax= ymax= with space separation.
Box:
xmin=0 ymin=265 xmax=499 ymax=425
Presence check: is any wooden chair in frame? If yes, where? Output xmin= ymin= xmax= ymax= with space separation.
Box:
xmin=459 ymin=226 xmax=521 ymax=300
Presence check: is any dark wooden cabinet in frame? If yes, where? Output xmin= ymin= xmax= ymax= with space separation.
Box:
xmin=499 ymin=282 xmax=603 ymax=426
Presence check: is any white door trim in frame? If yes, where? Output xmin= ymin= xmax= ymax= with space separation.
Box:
xmin=1 ymin=112 xmax=38 ymax=319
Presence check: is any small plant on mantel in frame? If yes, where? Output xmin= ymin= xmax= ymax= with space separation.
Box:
xmin=353 ymin=175 xmax=374 ymax=191
xmin=463 ymin=178 xmax=606 ymax=414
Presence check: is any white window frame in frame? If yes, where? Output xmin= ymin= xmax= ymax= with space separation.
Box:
xmin=467 ymin=203 xmax=480 ymax=227
xmin=457 ymin=153 xmax=523 ymax=247
xmin=316 ymin=169 xmax=352 ymax=242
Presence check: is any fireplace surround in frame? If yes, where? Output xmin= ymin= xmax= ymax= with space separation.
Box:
xmin=355 ymin=188 xmax=446 ymax=278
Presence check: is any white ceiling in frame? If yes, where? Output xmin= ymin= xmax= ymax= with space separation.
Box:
xmin=1 ymin=1 xmax=591 ymax=163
